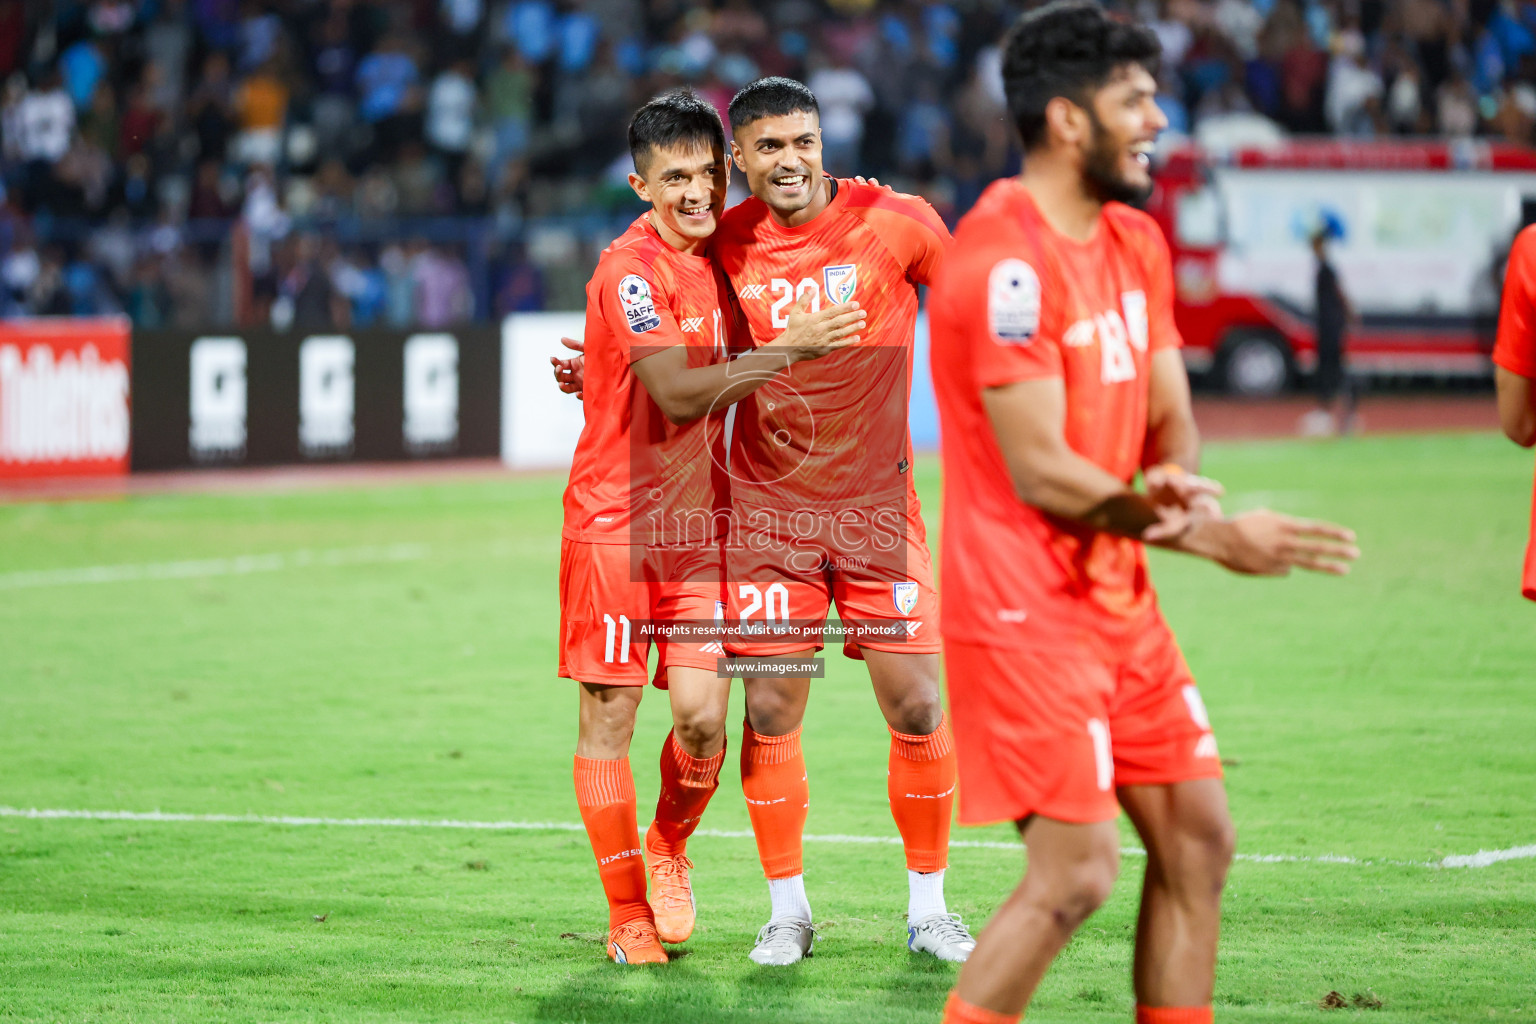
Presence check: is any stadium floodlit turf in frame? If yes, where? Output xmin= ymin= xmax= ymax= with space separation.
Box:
xmin=2 ymin=431 xmax=1533 ymax=1023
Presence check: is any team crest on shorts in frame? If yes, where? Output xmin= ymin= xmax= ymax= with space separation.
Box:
xmin=823 ymin=264 xmax=857 ymax=305
xmin=893 ymin=581 xmax=919 ymax=616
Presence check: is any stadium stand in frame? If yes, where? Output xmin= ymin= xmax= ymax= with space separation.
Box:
xmin=3 ymin=0 xmax=1536 ymax=328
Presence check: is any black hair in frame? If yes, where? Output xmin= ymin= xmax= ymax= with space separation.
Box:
xmin=1001 ymin=0 xmax=1161 ymax=152
xmin=627 ymin=89 xmax=727 ymax=175
xmin=727 ymin=76 xmax=819 ymax=133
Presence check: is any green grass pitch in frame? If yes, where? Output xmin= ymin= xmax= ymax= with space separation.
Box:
xmin=2 ymin=431 xmax=1534 ymax=1023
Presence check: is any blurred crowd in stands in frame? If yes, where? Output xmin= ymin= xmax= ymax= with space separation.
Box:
xmin=3 ymin=0 xmax=1536 ymax=326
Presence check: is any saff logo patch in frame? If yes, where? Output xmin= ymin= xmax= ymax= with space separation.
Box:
xmin=823 ymin=264 xmax=857 ymax=304
xmin=618 ymin=274 xmax=661 ymax=334
xmin=988 ymin=258 xmax=1040 ymax=344
xmin=893 ymin=581 xmax=919 ymax=616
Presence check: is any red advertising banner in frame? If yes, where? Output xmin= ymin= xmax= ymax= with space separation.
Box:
xmin=0 ymin=318 xmax=131 ymax=479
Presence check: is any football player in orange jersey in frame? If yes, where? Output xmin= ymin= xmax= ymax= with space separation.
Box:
xmin=561 ymin=89 xmax=864 ymax=965
xmin=710 ymin=78 xmax=971 ymax=966
xmin=1493 ymin=224 xmax=1536 ymax=600
xmin=927 ymin=5 xmax=1358 ymax=1022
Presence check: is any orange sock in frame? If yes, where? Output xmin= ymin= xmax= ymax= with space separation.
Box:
xmin=648 ymin=729 xmax=725 ymax=856
xmin=740 ymin=722 xmax=808 ymax=879
xmin=888 ymin=716 xmax=957 ymax=872
xmin=573 ymin=755 xmax=649 ymax=930
xmin=942 ymin=991 xmax=1021 ymax=1024
xmin=1135 ymin=1007 xmax=1213 ymax=1024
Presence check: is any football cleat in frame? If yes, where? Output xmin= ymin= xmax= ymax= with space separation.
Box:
xmin=607 ymin=919 xmax=668 ymax=965
xmin=646 ymin=849 xmax=697 ymax=944
xmin=907 ymin=912 xmax=976 ymax=962
xmin=748 ymin=917 xmax=816 ymax=965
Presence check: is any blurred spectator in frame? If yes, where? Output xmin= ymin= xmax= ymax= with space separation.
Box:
xmin=426 ymin=58 xmax=477 ymax=179
xmin=808 ymin=50 xmax=873 ymax=174
xmin=486 ymin=48 xmax=534 ymax=167
xmin=1326 ymin=37 xmax=1384 ymax=133
xmin=273 ymin=232 xmax=347 ymax=330
xmin=1439 ymin=71 xmax=1480 ymax=137
xmin=12 ymin=70 xmax=75 ymax=204
xmin=233 ymin=58 xmax=288 ymax=165
xmin=412 ymin=242 xmax=473 ymax=327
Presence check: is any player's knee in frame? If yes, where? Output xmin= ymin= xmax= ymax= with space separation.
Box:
xmin=1028 ymin=841 xmax=1119 ymax=930
xmin=1164 ymin=813 xmax=1237 ymax=896
xmin=744 ymin=686 xmax=804 ymax=736
xmin=672 ymin=706 xmax=727 ymax=755
xmin=885 ymin=689 xmax=943 ymax=735
xmin=576 ymin=685 xmax=641 ymax=757
xmin=1193 ymin=815 xmax=1237 ymax=880
xmin=1048 ymin=860 xmax=1118 ymax=930
xmin=1070 ymin=848 xmax=1121 ymax=917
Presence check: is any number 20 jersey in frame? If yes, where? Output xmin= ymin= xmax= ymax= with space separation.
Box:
xmin=713 ymin=179 xmax=951 ymax=511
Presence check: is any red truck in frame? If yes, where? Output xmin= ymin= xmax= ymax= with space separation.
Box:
xmin=1143 ymin=138 xmax=1536 ymax=394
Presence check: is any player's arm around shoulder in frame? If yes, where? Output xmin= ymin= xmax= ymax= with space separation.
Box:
xmin=631 ymin=292 xmax=866 ymax=425
xmin=851 ymin=182 xmax=953 ymax=285
xmin=1494 ymin=226 xmax=1536 ymax=446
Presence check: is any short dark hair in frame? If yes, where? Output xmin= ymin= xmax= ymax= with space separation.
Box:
xmin=727 ymin=76 xmax=819 ymax=133
xmin=1001 ymin=0 xmax=1161 ymax=152
xmin=627 ymin=89 xmax=727 ymax=175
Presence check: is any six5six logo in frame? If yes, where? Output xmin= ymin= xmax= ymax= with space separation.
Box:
xmin=619 ymin=275 xmax=662 ymax=334
xmin=761 ymin=264 xmax=860 ymax=328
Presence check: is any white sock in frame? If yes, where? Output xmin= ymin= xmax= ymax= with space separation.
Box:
xmin=907 ymin=868 xmax=947 ymax=923
xmin=767 ymin=874 xmax=812 ymax=923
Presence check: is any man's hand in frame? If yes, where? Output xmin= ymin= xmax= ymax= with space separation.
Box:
xmin=761 ymin=293 xmax=865 ymax=362
xmin=550 ymin=336 xmax=585 ymax=398
xmin=1181 ymin=510 xmax=1359 ymax=576
xmin=1145 ymin=463 xmax=1223 ymax=513
xmin=1140 ymin=464 xmax=1224 ymax=543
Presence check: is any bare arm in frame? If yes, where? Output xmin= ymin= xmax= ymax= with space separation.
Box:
xmin=983 ymin=376 xmax=1358 ymax=575
xmin=631 ymin=296 xmax=865 ymax=425
xmin=1496 ymin=366 xmax=1536 ymax=447
xmin=982 ymin=377 xmax=1173 ymax=537
xmin=1142 ymin=347 xmax=1224 ymax=514
xmin=1144 ymin=348 xmax=1201 ymax=471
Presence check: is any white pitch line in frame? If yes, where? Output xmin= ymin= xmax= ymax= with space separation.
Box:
xmin=1439 ymin=844 xmax=1536 ymax=869
xmin=2 ymin=806 xmax=1526 ymax=870
xmin=0 ymin=544 xmax=429 ymax=590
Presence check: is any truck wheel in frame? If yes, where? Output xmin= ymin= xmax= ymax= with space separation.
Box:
xmin=1217 ymin=330 xmax=1292 ymax=397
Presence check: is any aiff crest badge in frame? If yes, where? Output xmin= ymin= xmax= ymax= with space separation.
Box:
xmin=893 ymin=581 xmax=919 ymax=616
xmin=823 ymin=264 xmax=857 ymax=305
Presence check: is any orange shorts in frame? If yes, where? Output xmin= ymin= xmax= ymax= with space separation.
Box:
xmin=723 ymin=495 xmax=940 ymax=659
xmin=557 ymin=538 xmax=724 ymax=688
xmin=945 ymin=615 xmax=1222 ymax=825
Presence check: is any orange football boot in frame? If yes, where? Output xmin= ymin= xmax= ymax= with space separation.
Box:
xmin=607 ymin=918 xmax=668 ymax=964
xmin=646 ymin=847 xmax=697 ymax=944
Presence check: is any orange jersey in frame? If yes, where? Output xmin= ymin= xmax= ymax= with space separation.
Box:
xmin=929 ymin=179 xmax=1183 ymax=647
xmin=562 ymin=214 xmax=733 ymax=545
xmin=1493 ymin=224 xmax=1536 ymax=601
xmin=714 ymin=178 xmax=951 ymax=509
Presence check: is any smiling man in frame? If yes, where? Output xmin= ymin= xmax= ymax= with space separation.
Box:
xmin=710 ymin=77 xmax=971 ymax=966
xmin=928 ymin=4 xmax=1358 ymax=1021
xmin=561 ymin=89 xmax=862 ymax=966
